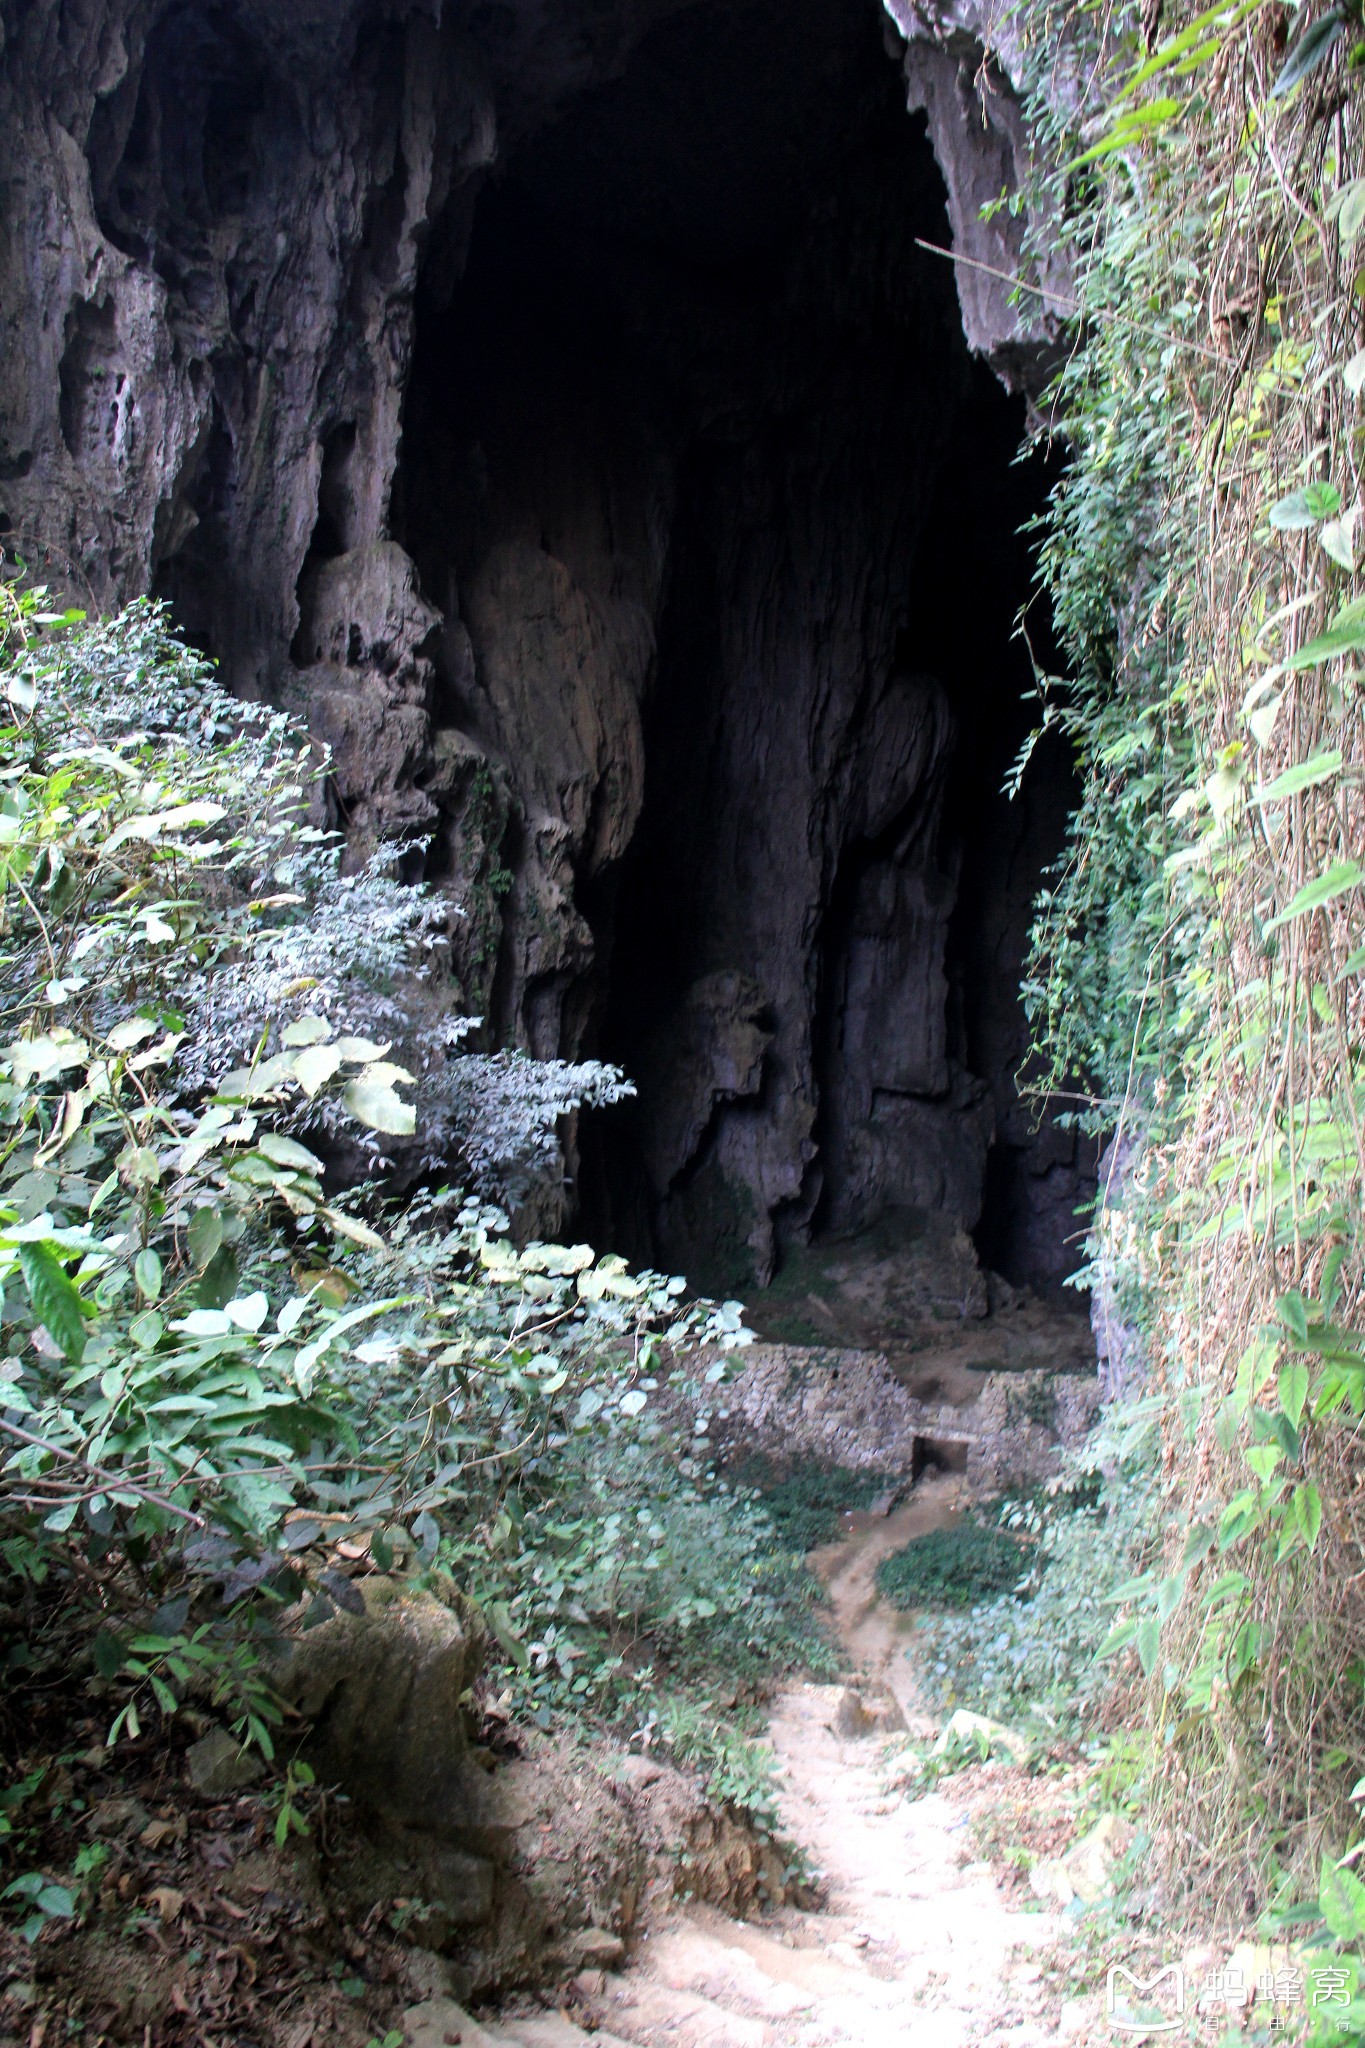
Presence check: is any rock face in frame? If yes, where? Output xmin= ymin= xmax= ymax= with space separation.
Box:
xmin=681 ymin=1339 xmax=1102 ymax=1495
xmin=266 ymin=1577 xmax=788 ymax=1995
xmin=0 ymin=0 xmax=1092 ymax=1294
xmin=886 ymin=0 xmax=1075 ymax=391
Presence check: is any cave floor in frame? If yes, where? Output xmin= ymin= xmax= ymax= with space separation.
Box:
xmin=741 ymin=1208 xmax=1096 ymax=1388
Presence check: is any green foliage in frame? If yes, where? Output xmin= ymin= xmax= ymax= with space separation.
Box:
xmin=998 ymin=0 xmax=1365 ymax=1922
xmin=875 ymin=1518 xmax=1028 ymax=1612
xmin=917 ymin=1404 xmax=1160 ymax=1732
xmin=0 ymin=586 xmax=805 ymax=1901
xmin=730 ymin=1459 xmax=881 ymax=1553
xmin=650 ymin=1692 xmax=787 ymax=1847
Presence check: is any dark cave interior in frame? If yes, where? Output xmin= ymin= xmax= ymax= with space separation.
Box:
xmin=391 ymin=0 xmax=1095 ymax=1304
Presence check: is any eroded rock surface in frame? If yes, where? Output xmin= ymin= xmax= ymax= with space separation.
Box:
xmin=0 ymin=0 xmax=1092 ymax=1286
xmin=266 ymin=1576 xmax=786 ymax=1999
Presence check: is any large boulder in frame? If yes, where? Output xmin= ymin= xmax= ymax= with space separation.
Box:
xmin=274 ymin=1577 xmax=492 ymax=1835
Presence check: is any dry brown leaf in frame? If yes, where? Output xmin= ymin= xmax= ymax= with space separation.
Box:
xmin=147 ymin=1884 xmax=185 ymax=1922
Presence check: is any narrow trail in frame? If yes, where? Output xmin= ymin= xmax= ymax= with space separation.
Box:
xmin=450 ymin=1475 xmax=1075 ymax=2048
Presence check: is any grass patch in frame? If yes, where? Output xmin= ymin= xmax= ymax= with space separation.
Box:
xmin=875 ymin=1518 xmax=1028 ymax=1611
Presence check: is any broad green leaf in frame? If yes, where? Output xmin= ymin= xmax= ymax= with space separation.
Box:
xmin=1248 ymin=694 xmax=1282 ymax=747
xmin=1219 ymin=1488 xmax=1261 ymax=1548
xmin=1227 ymin=1619 xmax=1261 ymax=1684
xmin=134 ymin=1248 xmax=163 ymax=1303
xmin=170 ymin=1308 xmax=233 ymax=1337
xmin=1097 ymin=1617 xmax=1140 ymax=1660
xmin=1206 ymin=763 xmax=1244 ymax=818
xmin=320 ymin=1205 xmax=386 ymax=1251
xmin=19 ymin=1241 xmax=87 ymax=1361
xmin=1320 ymin=1857 xmax=1365 ymax=1941
xmin=1256 ymin=749 xmax=1341 ymax=802
xmin=1067 ymin=96 xmax=1182 ymax=168
xmin=1136 ymin=1615 xmax=1161 ymax=1677
xmin=101 ymin=801 xmax=227 ymax=857
xmin=256 ymin=1132 xmax=323 ymax=1172
xmin=292 ymin=1043 xmax=343 ymax=1098
xmin=1263 ymin=860 xmax=1363 ymax=933
xmin=1285 ymin=594 xmax=1365 ymax=670
xmin=105 ymin=1016 xmax=159 ymax=1053
xmin=1322 ymin=511 xmax=1360 ymax=570
xmin=1277 ymin=1290 xmax=1309 ymax=1343
xmin=7 ymin=1032 xmax=89 ymax=1083
xmin=224 ymin=1292 xmax=268 ymax=1333
xmin=1269 ymin=481 xmax=1341 ymax=530
xmin=281 ymin=1015 xmax=332 ymax=1047
xmin=197 ymin=1245 xmax=238 ymax=1309
xmin=1278 ymin=1357 xmax=1309 ymax=1428
xmin=1291 ymin=1481 xmax=1323 ymax=1551
xmin=1270 ymin=7 xmax=1345 ymax=96
xmin=333 ymin=1036 xmax=391 ymax=1063
xmin=1346 ymin=349 xmax=1365 ymax=396
xmin=342 ymin=1076 xmax=415 ymax=1137
xmin=187 ymin=1207 xmax=223 ymax=1269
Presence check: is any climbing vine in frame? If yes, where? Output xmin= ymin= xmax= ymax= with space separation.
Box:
xmin=1006 ymin=0 xmax=1365 ymax=1953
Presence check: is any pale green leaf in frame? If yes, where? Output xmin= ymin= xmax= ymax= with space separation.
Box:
xmin=1278 ymin=1357 xmax=1309 ymax=1428
xmin=333 ymin=1036 xmax=391 ymax=1063
xmin=292 ymin=1044 xmax=343 ymax=1098
xmin=282 ymin=1015 xmax=333 ymax=1047
xmin=1264 ymin=859 xmax=1363 ymax=933
xmin=134 ymin=1248 xmax=163 ymax=1303
xmin=342 ymin=1076 xmax=415 ymax=1137
xmin=105 ymin=1016 xmax=158 ymax=1053
xmin=1269 ymin=481 xmax=1341 ymax=530
xmin=1255 ymin=748 xmax=1341 ymax=801
xmin=1322 ymin=510 xmax=1359 ymax=570
xmin=224 ymin=1292 xmax=269 ymax=1333
xmin=256 ymin=1132 xmax=323 ymax=1172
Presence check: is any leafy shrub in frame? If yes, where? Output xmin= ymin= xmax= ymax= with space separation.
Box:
xmin=875 ymin=1519 xmax=1027 ymax=1612
xmin=916 ymin=1403 xmax=1159 ymax=1734
xmin=0 ymin=585 xmax=802 ymax=1845
xmin=730 ymin=1459 xmax=881 ymax=1553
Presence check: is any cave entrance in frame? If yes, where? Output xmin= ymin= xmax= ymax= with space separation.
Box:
xmin=393 ymin=0 xmax=1094 ymax=1323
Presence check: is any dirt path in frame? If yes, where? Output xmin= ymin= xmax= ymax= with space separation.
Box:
xmin=450 ymin=1473 xmax=1075 ymax=2048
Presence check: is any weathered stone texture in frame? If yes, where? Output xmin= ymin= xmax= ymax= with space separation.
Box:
xmin=0 ymin=0 xmax=1091 ymax=1288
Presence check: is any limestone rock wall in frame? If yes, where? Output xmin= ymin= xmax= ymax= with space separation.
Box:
xmin=0 ymin=0 xmax=1085 ymax=1285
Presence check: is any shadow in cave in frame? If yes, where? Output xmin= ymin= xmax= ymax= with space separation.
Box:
xmin=391 ymin=0 xmax=1095 ymax=1331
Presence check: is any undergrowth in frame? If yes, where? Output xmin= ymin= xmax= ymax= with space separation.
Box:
xmin=875 ymin=1518 xmax=1028 ymax=1612
xmin=993 ymin=0 xmax=1365 ymax=1993
xmin=728 ymin=1458 xmax=882 ymax=1554
xmin=0 ymin=587 xmax=819 ymax=1968
xmin=917 ymin=1404 xmax=1160 ymax=1735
